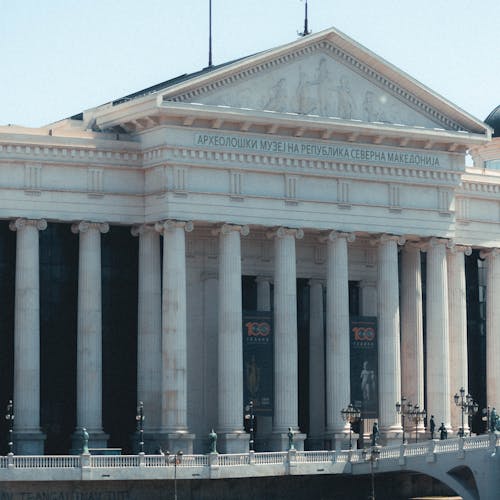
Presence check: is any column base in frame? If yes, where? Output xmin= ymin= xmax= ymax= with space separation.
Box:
xmin=380 ymin=426 xmax=403 ymax=446
xmin=217 ymin=431 xmax=250 ymax=454
xmin=132 ymin=430 xmax=195 ymax=454
xmin=325 ymin=431 xmax=359 ymax=451
xmin=269 ymin=431 xmax=306 ymax=451
xmin=13 ymin=430 xmax=46 ymax=455
xmin=70 ymin=429 xmax=109 ymax=454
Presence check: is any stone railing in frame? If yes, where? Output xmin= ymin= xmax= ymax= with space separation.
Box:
xmin=0 ymin=434 xmax=497 ymax=480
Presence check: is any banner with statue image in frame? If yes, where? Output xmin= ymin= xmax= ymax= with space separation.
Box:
xmin=242 ymin=311 xmax=273 ymax=416
xmin=350 ymin=317 xmax=378 ymax=419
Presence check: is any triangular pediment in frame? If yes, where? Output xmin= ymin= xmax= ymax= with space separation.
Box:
xmin=158 ymin=28 xmax=489 ymax=135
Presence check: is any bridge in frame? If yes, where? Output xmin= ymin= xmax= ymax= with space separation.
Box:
xmin=0 ymin=434 xmax=499 ymax=499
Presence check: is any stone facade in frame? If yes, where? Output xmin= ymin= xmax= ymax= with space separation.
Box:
xmin=0 ymin=27 xmax=496 ymax=455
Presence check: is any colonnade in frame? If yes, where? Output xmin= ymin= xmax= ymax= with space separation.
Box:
xmin=6 ymin=217 xmax=500 ymax=454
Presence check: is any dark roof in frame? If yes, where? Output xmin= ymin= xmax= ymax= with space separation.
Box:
xmin=111 ymin=52 xmax=261 ymax=107
xmin=485 ymin=105 xmax=500 ymax=138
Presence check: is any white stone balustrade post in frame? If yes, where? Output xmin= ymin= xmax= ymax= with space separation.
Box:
xmin=377 ymin=234 xmax=404 ymax=441
xmin=71 ymin=221 xmax=109 ymax=448
xmin=448 ymin=245 xmax=471 ymax=435
xmin=426 ymin=238 xmax=452 ymax=432
xmin=131 ymin=224 xmax=162 ymax=448
xmin=10 ymin=218 xmax=47 ymax=455
xmin=325 ymin=231 xmax=355 ymax=448
xmin=400 ymin=244 xmax=424 ymax=428
xmin=155 ymin=220 xmax=195 ymax=453
xmin=268 ymin=227 xmax=306 ymax=450
xmin=482 ymin=248 xmax=500 ymax=409
xmin=214 ymin=223 xmax=249 ymax=453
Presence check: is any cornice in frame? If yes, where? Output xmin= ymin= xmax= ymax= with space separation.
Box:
xmin=144 ymin=144 xmax=462 ymax=186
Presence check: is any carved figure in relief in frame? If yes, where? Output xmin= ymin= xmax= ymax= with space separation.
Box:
xmin=336 ymin=76 xmax=355 ymax=119
xmin=296 ymin=67 xmax=315 ymax=114
xmin=264 ymin=78 xmax=287 ymax=112
xmin=363 ymin=91 xmax=387 ymax=123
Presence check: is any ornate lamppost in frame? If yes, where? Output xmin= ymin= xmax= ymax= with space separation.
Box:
xmin=395 ymin=396 xmax=413 ymax=444
xmin=341 ymin=402 xmax=361 ymax=450
xmin=244 ymin=400 xmax=256 ymax=451
xmin=362 ymin=445 xmax=380 ymax=500
xmin=453 ymin=388 xmax=478 ymax=437
xmin=136 ymin=401 xmax=145 ymax=454
xmin=167 ymin=450 xmax=183 ymax=500
xmin=409 ymin=404 xmax=426 ymax=443
xmin=5 ymin=400 xmax=14 ymax=455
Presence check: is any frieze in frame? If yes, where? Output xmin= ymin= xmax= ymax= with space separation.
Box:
xmin=0 ymin=143 xmax=141 ymax=166
xmin=193 ymin=132 xmax=446 ymax=169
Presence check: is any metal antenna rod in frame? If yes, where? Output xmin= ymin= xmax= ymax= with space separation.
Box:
xmin=298 ymin=0 xmax=311 ymax=37
xmin=208 ymin=0 xmax=213 ymax=67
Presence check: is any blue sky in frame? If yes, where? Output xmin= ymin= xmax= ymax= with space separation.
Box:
xmin=1 ymin=0 xmax=498 ymax=127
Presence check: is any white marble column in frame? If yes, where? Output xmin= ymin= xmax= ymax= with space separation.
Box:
xmin=448 ymin=246 xmax=471 ymax=434
xmin=155 ymin=220 xmax=195 ymax=453
xmin=483 ymin=249 xmax=500 ymax=409
xmin=71 ymin=221 xmax=109 ymax=448
xmin=215 ymin=223 xmax=249 ymax=453
xmin=325 ymin=232 xmax=355 ymax=448
xmin=268 ymin=227 xmax=305 ymax=450
xmin=308 ymin=278 xmax=325 ymax=449
xmin=426 ymin=238 xmax=451 ymax=431
xmin=377 ymin=234 xmax=404 ymax=440
xmin=10 ymin=218 xmax=47 ymax=455
xmin=131 ymin=224 xmax=162 ymax=450
xmin=400 ymin=245 xmax=424 ymax=416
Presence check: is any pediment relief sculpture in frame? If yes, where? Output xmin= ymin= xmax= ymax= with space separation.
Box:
xmin=183 ymin=53 xmax=443 ymax=130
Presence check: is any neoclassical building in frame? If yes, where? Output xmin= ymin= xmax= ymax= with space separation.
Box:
xmin=0 ymin=27 xmax=497 ymax=455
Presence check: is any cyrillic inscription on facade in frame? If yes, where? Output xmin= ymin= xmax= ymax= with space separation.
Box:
xmin=195 ymin=133 xmax=442 ymax=168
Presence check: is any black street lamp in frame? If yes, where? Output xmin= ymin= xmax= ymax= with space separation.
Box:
xmin=136 ymin=401 xmax=145 ymax=454
xmin=341 ymin=402 xmax=361 ymax=450
xmin=395 ymin=396 xmax=413 ymax=444
xmin=453 ymin=388 xmax=478 ymax=437
xmin=362 ymin=445 xmax=380 ymax=500
xmin=5 ymin=400 xmax=14 ymax=455
xmin=245 ymin=400 xmax=256 ymax=451
xmin=168 ymin=450 xmax=183 ymax=500
xmin=409 ymin=404 xmax=426 ymax=443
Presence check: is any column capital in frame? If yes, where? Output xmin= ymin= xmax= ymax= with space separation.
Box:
xmin=447 ymin=244 xmax=472 ymax=256
xmin=308 ymin=277 xmax=325 ymax=287
xmin=71 ymin=221 xmax=109 ymax=235
xmin=266 ymin=227 xmax=304 ymax=240
xmin=131 ymin=224 xmax=156 ymax=237
xmin=9 ymin=218 xmax=47 ymax=232
xmin=370 ymin=233 xmax=405 ymax=246
xmin=428 ymin=237 xmax=454 ymax=249
xmin=255 ymin=275 xmax=273 ymax=284
xmin=321 ymin=230 xmax=355 ymax=243
xmin=155 ymin=220 xmax=194 ymax=234
xmin=211 ymin=223 xmax=249 ymax=236
xmin=480 ymin=247 xmax=500 ymax=259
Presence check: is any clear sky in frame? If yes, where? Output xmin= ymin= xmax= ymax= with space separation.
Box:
xmin=1 ymin=0 xmax=498 ymax=128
